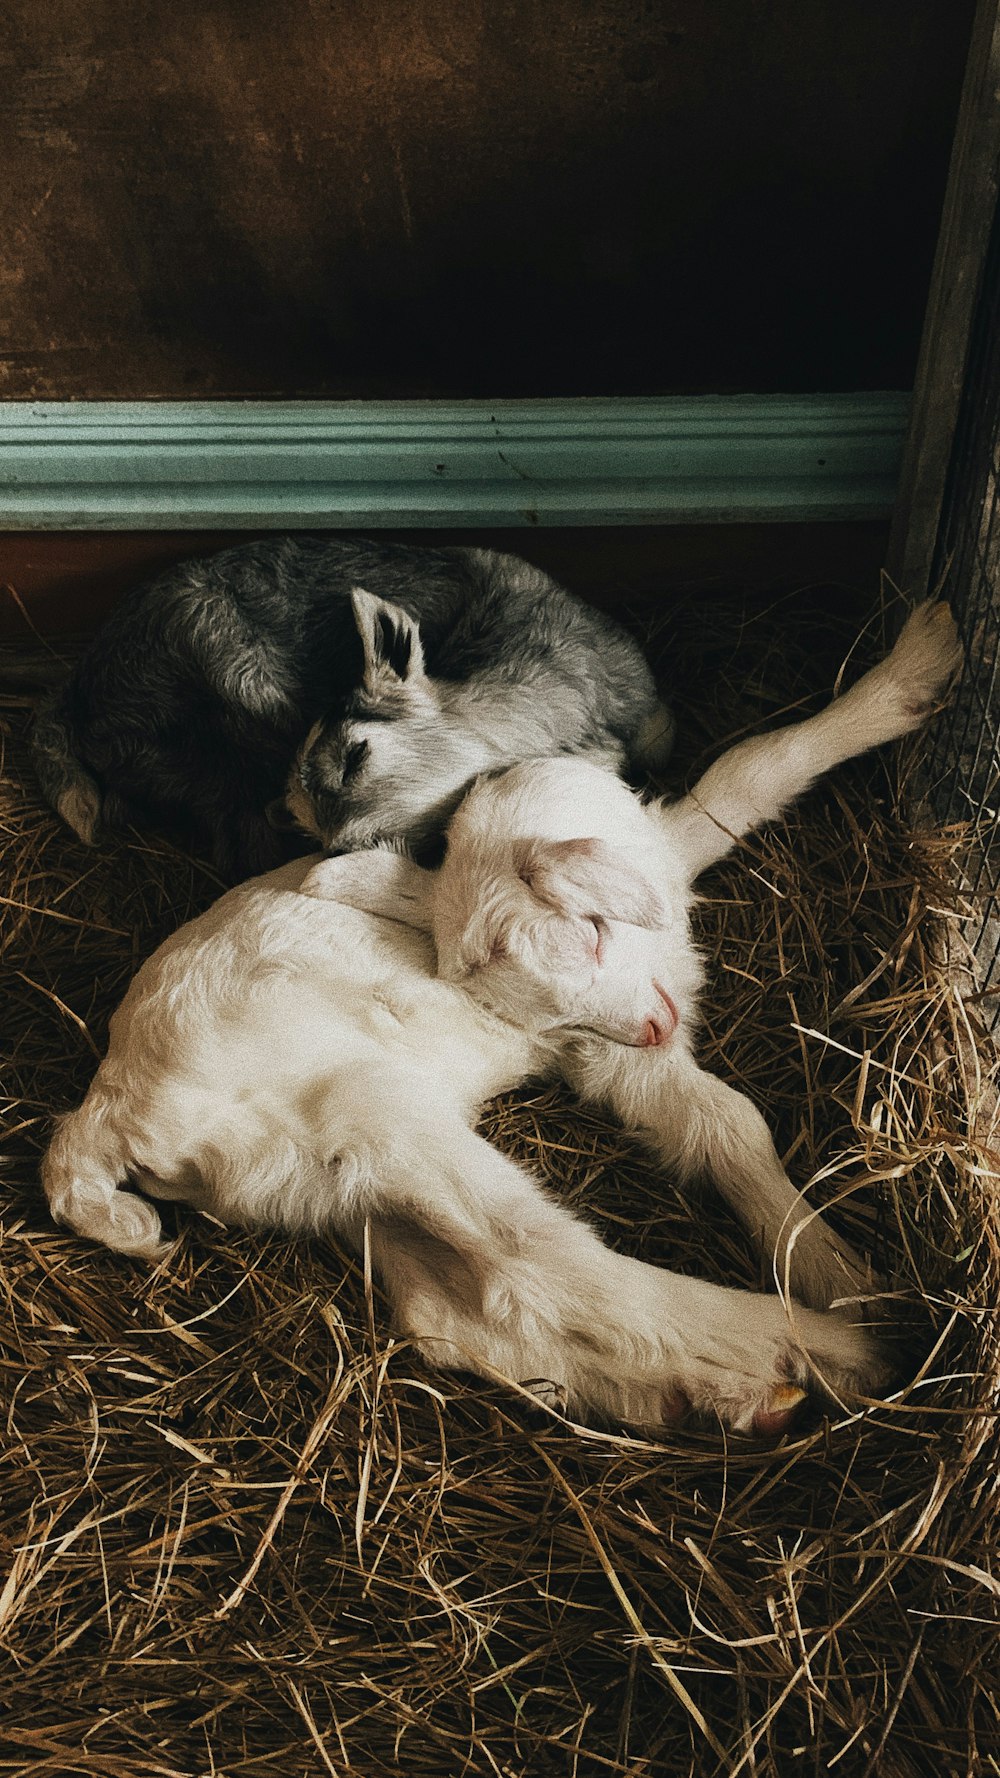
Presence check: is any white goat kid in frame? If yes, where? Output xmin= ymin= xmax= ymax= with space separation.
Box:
xmin=43 ymin=604 xmax=959 ymax=1435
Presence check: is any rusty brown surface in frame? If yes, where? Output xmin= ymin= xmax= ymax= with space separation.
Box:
xmin=0 ymin=523 xmax=889 ymax=641
xmin=0 ymin=2 xmax=974 ymax=400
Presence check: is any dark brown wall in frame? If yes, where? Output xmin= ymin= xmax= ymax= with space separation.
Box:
xmin=1 ymin=1 xmax=973 ymax=400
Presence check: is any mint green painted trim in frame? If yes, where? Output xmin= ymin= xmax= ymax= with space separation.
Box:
xmin=0 ymin=395 xmax=909 ymax=529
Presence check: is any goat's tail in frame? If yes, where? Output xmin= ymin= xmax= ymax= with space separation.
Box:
xmin=42 ymin=1097 xmax=167 ymax=1259
xmin=30 ymin=687 xmax=103 ymax=846
xmin=631 ymin=698 xmax=676 ymax=771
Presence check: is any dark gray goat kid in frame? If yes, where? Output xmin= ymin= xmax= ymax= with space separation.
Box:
xmin=31 ymin=536 xmax=672 ymax=879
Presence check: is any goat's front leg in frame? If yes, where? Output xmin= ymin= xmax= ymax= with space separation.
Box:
xmin=658 ymin=602 xmax=961 ymax=878
xmin=299 ymin=849 xmax=434 ymax=929
xmin=567 ymin=1042 xmax=878 ymax=1314
xmin=338 ymin=1096 xmax=884 ymax=1430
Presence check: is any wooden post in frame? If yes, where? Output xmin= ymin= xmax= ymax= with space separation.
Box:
xmin=886 ymin=0 xmax=1000 ymax=597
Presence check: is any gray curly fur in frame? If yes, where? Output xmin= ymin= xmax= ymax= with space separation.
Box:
xmin=32 ymin=536 xmax=669 ymax=879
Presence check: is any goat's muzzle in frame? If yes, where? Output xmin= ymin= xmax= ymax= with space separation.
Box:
xmin=643 ymin=983 xmax=679 ymax=1047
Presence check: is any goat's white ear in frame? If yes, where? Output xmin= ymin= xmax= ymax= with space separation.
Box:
xmin=517 ymin=836 xmax=666 ymax=928
xmin=350 ymin=587 xmax=427 ymax=691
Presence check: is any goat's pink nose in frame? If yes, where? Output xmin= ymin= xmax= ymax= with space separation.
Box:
xmin=642 ymin=1018 xmax=665 ymax=1047
xmin=654 ymin=982 xmax=679 ymax=1038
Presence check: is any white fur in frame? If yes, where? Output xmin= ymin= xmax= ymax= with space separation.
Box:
xmin=42 ymin=605 xmax=961 ymax=1432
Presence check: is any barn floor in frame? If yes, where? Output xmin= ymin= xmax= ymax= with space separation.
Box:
xmin=1 ymin=567 xmax=997 ymax=1778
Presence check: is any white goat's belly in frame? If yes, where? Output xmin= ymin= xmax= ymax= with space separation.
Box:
xmin=107 ymin=871 xmax=537 ymax=1186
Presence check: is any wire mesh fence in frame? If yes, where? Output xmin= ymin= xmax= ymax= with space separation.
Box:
xmin=925 ymin=190 xmax=1000 ymax=1034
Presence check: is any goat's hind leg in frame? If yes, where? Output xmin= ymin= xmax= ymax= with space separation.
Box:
xmin=353 ymin=1112 xmax=879 ymax=1430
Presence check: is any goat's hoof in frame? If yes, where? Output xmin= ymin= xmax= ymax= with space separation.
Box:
xmin=751 ymin=1384 xmax=807 ymax=1437
xmin=889 ymin=601 xmax=963 ymax=718
xmin=520 ymin=1377 xmax=568 ymax=1417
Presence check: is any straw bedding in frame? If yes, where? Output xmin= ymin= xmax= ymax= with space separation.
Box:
xmin=1 ymin=586 xmax=998 ymax=1778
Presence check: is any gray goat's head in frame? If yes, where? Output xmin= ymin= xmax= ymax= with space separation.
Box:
xmin=284 ymin=588 xmax=478 ymax=855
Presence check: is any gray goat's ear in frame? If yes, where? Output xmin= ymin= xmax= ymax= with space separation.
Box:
xmin=350 ymin=587 xmax=426 ymax=692
xmin=517 ymin=836 xmax=666 ymax=929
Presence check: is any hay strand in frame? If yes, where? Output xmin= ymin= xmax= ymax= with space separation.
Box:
xmin=1 ymin=585 xmax=997 ymax=1776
